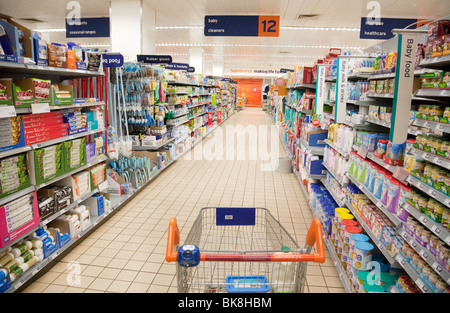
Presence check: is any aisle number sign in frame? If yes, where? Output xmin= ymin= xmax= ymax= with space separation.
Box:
xmin=204 ymin=16 xmax=280 ymax=37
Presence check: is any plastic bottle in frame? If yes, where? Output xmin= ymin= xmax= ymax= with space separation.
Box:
xmin=271 ymin=247 xmax=295 ymax=293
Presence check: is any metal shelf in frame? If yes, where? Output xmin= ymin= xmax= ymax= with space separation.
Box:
xmin=324 ymin=139 xmax=350 ymax=159
xmin=406 ymin=174 xmax=450 ymax=209
xmin=132 ymin=137 xmax=175 ymax=151
xmin=402 ymin=201 xmax=450 ymax=246
xmin=323 ymin=234 xmax=354 ymax=293
xmin=410 ymin=147 xmax=450 ymax=171
xmin=418 ymin=55 xmax=450 ymax=71
xmin=399 ymin=228 xmax=450 ymax=285
xmin=414 ymin=88 xmax=450 ymax=99
xmin=393 ymin=253 xmax=433 ymax=293
xmin=30 ymin=128 xmax=105 ymax=150
xmin=287 ymin=83 xmax=316 ymax=90
xmin=0 ymin=61 xmax=104 ymax=80
xmin=322 ymin=162 xmax=347 ymax=187
xmin=300 ymin=138 xmax=325 ymax=156
xmin=321 ymin=178 xmax=346 ymax=207
xmin=412 ymin=118 xmax=450 ymax=134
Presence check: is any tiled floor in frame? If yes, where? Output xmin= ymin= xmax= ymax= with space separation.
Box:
xmin=21 ymin=108 xmax=345 ymax=293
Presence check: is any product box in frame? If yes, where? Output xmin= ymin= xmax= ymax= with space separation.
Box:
xmin=32 ymin=32 xmax=48 ymax=66
xmin=0 ymin=153 xmax=30 ymax=200
xmin=0 ymin=116 xmax=25 ymax=153
xmin=306 ymin=130 xmax=328 ymax=147
xmin=106 ymin=169 xmax=130 ymax=196
xmin=52 ymin=85 xmax=74 ymax=105
xmin=47 ymin=218 xmax=71 ymax=248
xmin=55 ymin=171 xmax=91 ymax=202
xmin=12 ymin=78 xmax=51 ymax=108
xmin=0 ymin=191 xmax=40 ymax=248
xmin=28 ymin=143 xmax=65 ymax=186
xmin=84 ymin=194 xmax=104 ymax=217
xmin=89 ymin=163 xmax=106 ymax=191
xmin=42 ymin=226 xmax=59 ymax=258
xmin=0 ymin=79 xmax=13 ymax=106
xmin=47 ymin=44 xmax=68 ymax=68
xmin=25 ymin=127 xmax=69 ymax=146
xmin=63 ymin=137 xmax=86 ymax=172
xmin=67 ymin=50 xmax=77 ymax=69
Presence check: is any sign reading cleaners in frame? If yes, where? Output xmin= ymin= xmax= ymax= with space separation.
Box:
xmin=66 ymin=17 xmax=110 ymax=38
xmin=205 ymin=15 xmax=279 ymax=37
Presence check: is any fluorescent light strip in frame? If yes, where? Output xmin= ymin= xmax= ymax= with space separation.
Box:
xmin=156 ymin=43 xmax=363 ymax=49
xmin=156 ymin=25 xmax=360 ymax=32
xmin=32 ymin=28 xmax=66 ymax=32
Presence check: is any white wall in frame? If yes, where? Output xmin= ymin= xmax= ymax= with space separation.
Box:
xmin=110 ymin=0 xmax=141 ymax=61
xmin=141 ymin=0 xmax=156 ymax=55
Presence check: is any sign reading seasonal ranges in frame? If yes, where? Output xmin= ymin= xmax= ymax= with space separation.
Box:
xmin=65 ymin=17 xmax=110 ymax=38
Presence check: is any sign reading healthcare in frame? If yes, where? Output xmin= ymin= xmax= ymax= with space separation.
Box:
xmin=66 ymin=17 xmax=110 ymax=38
xmin=205 ymin=15 xmax=279 ymax=37
xmin=137 ymin=55 xmax=172 ymax=64
xmin=360 ymin=17 xmax=425 ymax=40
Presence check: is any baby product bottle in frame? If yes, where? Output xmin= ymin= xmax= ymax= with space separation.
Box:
xmin=271 ymin=247 xmax=295 ymax=293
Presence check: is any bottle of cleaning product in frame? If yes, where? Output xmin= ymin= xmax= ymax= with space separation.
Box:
xmin=271 ymin=246 xmax=295 ymax=293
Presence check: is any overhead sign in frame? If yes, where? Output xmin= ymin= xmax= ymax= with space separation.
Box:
xmin=280 ymin=68 xmax=294 ymax=73
xmin=65 ymin=17 xmax=110 ymax=38
xmin=137 ymin=55 xmax=172 ymax=64
xmin=204 ymin=15 xmax=279 ymax=37
xmin=187 ymin=66 xmax=195 ymax=73
xmin=164 ymin=63 xmax=190 ymax=71
xmin=102 ymin=53 xmax=124 ymax=68
xmin=360 ymin=17 xmax=426 ymax=40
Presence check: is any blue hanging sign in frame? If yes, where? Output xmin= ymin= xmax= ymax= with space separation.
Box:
xmin=65 ymin=17 xmax=110 ymax=38
xmin=280 ymin=68 xmax=294 ymax=73
xmin=137 ymin=55 xmax=172 ymax=64
xmin=205 ymin=15 xmax=279 ymax=37
xmin=102 ymin=54 xmax=124 ymax=68
xmin=360 ymin=17 xmax=420 ymax=40
xmin=187 ymin=66 xmax=195 ymax=73
xmin=165 ymin=63 xmax=190 ymax=71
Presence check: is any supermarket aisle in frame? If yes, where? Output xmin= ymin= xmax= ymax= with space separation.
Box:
xmin=22 ymin=108 xmax=344 ymax=293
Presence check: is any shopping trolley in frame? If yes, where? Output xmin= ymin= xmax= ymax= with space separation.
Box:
xmin=166 ymin=207 xmax=325 ymax=293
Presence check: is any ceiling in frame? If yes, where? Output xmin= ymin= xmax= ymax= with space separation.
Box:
xmin=1 ymin=0 xmax=449 ymax=77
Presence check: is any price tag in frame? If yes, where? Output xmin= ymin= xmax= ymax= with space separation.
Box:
xmin=436 ymin=123 xmax=445 ymax=131
xmin=0 ymin=105 xmax=17 ymax=118
xmin=440 ymin=90 xmax=450 ymax=97
xmin=432 ymin=262 xmax=443 ymax=273
xmin=357 ymin=146 xmax=368 ymax=159
xmin=31 ymin=101 xmax=51 ymax=114
xmin=419 ymin=215 xmax=428 ymax=225
xmin=98 ymin=180 xmax=109 ymax=192
xmin=423 ymin=153 xmax=432 ymax=160
xmin=423 ymin=121 xmax=431 ymax=128
xmin=419 ymin=249 xmax=429 ymax=260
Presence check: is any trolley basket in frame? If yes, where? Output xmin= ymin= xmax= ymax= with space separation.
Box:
xmin=166 ymin=207 xmax=325 ymax=293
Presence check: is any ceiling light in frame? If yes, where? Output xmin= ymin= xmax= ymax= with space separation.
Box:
xmin=32 ymin=28 xmax=66 ymax=32
xmin=156 ymin=43 xmax=364 ymax=49
xmin=156 ymin=25 xmax=360 ymax=32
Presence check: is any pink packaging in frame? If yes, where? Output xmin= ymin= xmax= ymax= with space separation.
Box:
xmin=0 ymin=191 xmax=40 ymax=248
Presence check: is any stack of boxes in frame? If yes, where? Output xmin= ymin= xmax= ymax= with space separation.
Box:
xmin=425 ymin=20 xmax=450 ymax=58
xmin=62 ymin=110 xmax=87 ymax=135
xmin=23 ymin=111 xmax=68 ymax=145
xmin=0 ymin=153 xmax=30 ymax=199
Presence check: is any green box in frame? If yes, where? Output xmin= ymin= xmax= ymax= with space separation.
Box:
xmin=29 ymin=143 xmax=65 ymax=185
xmin=52 ymin=85 xmax=74 ymax=106
xmin=0 ymin=153 xmax=30 ymax=199
xmin=12 ymin=78 xmax=52 ymax=108
xmin=0 ymin=79 xmax=13 ymax=106
xmin=63 ymin=138 xmax=86 ymax=172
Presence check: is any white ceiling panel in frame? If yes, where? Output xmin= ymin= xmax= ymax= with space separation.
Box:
xmin=0 ymin=0 xmax=449 ymax=73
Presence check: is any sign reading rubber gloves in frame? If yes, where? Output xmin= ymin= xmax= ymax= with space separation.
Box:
xmin=204 ymin=16 xmax=279 ymax=37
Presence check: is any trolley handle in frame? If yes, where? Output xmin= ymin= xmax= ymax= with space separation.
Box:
xmin=166 ymin=217 xmax=326 ymax=264
xmin=166 ymin=217 xmax=180 ymax=263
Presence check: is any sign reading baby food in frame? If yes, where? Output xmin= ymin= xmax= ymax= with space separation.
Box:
xmin=391 ymin=32 xmax=418 ymax=144
xmin=204 ymin=15 xmax=280 ymax=37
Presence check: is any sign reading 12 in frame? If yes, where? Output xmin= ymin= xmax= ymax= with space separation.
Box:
xmin=258 ymin=16 xmax=280 ymax=37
